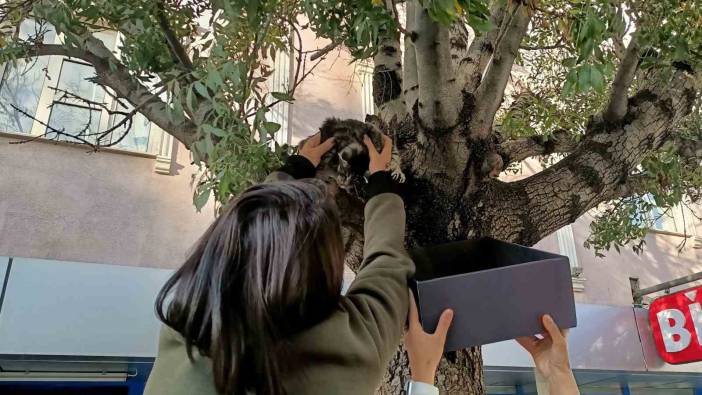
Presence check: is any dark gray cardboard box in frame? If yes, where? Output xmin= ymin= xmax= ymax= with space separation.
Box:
xmin=410 ymin=237 xmax=577 ymax=351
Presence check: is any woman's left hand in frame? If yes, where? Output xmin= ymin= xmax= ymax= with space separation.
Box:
xmin=405 ymin=290 xmax=454 ymax=385
xmin=299 ymin=133 xmax=335 ymax=167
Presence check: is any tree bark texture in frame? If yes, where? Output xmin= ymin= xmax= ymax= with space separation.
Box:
xmin=359 ymin=2 xmax=700 ymax=393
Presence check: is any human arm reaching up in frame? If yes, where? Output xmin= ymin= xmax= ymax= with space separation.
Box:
xmin=265 ymin=132 xmax=335 ymax=182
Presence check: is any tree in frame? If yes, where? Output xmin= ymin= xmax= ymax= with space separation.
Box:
xmin=1 ymin=0 xmax=701 ymax=393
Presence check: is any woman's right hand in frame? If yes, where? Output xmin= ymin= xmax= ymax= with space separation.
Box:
xmin=363 ymin=134 xmax=393 ymax=174
xmin=299 ymin=132 xmax=335 ymax=167
xmin=405 ymin=291 xmax=453 ymax=385
xmin=516 ymin=315 xmax=579 ymax=394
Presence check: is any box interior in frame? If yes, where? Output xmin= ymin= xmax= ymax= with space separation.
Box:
xmin=410 ymin=237 xmax=558 ymax=281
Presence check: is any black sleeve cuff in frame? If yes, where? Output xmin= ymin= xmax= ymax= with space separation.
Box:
xmin=278 ymin=155 xmax=316 ymax=179
xmin=366 ymin=171 xmax=401 ymax=198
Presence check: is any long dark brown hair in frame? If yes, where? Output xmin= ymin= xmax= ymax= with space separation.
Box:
xmin=156 ymin=180 xmax=345 ymax=395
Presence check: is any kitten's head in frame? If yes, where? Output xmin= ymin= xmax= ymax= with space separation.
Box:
xmin=318 ymin=118 xmax=382 ymax=179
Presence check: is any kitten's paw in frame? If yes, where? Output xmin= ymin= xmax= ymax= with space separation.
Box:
xmin=388 ymin=163 xmax=406 ymax=183
xmin=391 ymin=171 xmax=406 ymax=183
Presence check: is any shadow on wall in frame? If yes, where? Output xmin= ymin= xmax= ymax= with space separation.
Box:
xmin=290 ymin=97 xmax=365 ymax=144
xmin=169 ymin=140 xmax=185 ymax=176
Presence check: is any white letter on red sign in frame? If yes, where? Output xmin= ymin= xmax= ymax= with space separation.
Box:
xmin=656 ymin=309 xmax=691 ymax=352
xmin=689 ymin=302 xmax=702 ymax=345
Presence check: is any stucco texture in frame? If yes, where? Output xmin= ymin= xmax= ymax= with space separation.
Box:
xmin=0 ymin=47 xmax=367 ymax=269
xmin=0 ymin=136 xmax=214 ymax=268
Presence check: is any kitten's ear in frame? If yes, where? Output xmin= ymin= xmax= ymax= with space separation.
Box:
xmin=365 ymin=114 xmax=384 ymax=131
xmin=319 ymin=118 xmax=338 ymax=143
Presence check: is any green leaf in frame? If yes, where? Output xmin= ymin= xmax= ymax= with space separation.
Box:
xmin=193 ymin=81 xmax=210 ymax=99
xmin=562 ymin=69 xmax=578 ymax=96
xmin=590 ymin=66 xmax=605 ymax=93
xmin=271 ymin=91 xmax=293 ymax=102
xmin=468 ymin=14 xmax=494 ymax=33
xmin=203 ymin=124 xmax=228 ymax=137
xmin=673 ymin=39 xmax=690 ymax=60
xmin=185 ymin=85 xmax=196 ymax=113
xmin=562 ymin=57 xmax=577 ymax=68
xmin=194 ymin=188 xmax=211 ymax=211
xmin=206 ymin=71 xmax=224 ymax=90
xmin=246 ymin=0 xmax=260 ymax=27
xmin=204 ymin=133 xmax=215 ymax=153
xmin=263 ymin=121 xmax=281 ymax=135
xmin=578 ymin=39 xmax=595 ymax=62
xmin=577 ymin=65 xmax=592 ymax=91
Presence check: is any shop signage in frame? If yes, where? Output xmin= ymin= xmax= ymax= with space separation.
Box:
xmin=650 ymin=285 xmax=702 ymax=364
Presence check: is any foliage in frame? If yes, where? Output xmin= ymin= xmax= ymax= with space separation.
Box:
xmin=302 ymin=0 xmax=396 ymax=59
xmin=2 ymin=0 xmax=299 ymax=210
xmin=586 ymin=100 xmax=702 ymax=255
xmin=420 ymin=0 xmax=491 ymax=30
xmin=499 ymin=1 xmax=620 ymax=144
xmin=498 ymin=0 xmax=702 ymax=252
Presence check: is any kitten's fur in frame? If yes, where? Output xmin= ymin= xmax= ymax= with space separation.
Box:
xmin=312 ymin=118 xmax=405 ymax=188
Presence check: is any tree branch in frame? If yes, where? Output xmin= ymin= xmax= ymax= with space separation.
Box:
xmin=8 ymin=102 xmax=136 ymax=149
xmin=468 ymin=3 xmax=531 ymax=139
xmin=309 ymin=41 xmax=339 ymax=61
xmin=155 ymin=1 xmax=194 ymax=71
xmin=472 ymin=69 xmax=699 ymax=245
xmin=457 ymin=0 xmax=507 ymax=92
xmin=498 ymin=130 xmax=579 ymax=165
xmin=25 ymin=41 xmax=198 ymax=147
xmin=520 ymin=37 xmax=565 ymax=51
xmin=615 ymin=173 xmax=650 ymax=199
xmin=603 ymin=35 xmax=639 ymax=122
xmin=250 ymin=22 xmax=326 ymax=118
xmin=413 ymin=1 xmax=461 ymax=130
xmin=388 ymin=0 xmax=409 ymax=36
xmin=403 ymin=0 xmax=419 ymax=116
xmin=373 ymin=0 xmax=407 ymax=122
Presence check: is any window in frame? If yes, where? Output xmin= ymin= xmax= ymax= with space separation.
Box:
xmin=556 ymin=224 xmax=581 ymax=273
xmin=643 ymin=194 xmax=698 ymax=235
xmin=266 ymin=49 xmax=292 ymax=146
xmin=0 ymin=20 xmax=55 ymax=134
xmin=108 ymin=107 xmax=153 ymax=152
xmin=0 ymin=20 xmax=167 ymax=156
xmin=49 ymin=59 xmax=105 ymax=143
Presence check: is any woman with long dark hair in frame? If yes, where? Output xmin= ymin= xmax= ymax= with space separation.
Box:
xmin=144 ymin=132 xmax=413 ymax=395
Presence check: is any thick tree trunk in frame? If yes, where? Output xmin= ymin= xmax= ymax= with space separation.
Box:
xmin=355 ymin=65 xmax=697 ymax=394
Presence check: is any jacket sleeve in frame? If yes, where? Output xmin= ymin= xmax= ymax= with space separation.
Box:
xmin=341 ymin=171 xmax=414 ymax=367
xmin=265 ymin=155 xmax=316 ymax=182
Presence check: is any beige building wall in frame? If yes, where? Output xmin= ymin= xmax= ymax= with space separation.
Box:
xmin=573 ymin=212 xmax=701 ymax=306
xmin=0 ymin=136 xmax=213 ymax=269
xmin=290 ymin=35 xmax=369 ymax=143
xmin=0 ymin=37 xmax=369 ymax=269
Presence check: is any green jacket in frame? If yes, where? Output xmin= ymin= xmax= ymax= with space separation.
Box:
xmin=144 ymin=166 xmax=414 ymax=395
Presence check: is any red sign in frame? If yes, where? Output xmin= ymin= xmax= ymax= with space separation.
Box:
xmin=650 ymin=285 xmax=702 ymax=364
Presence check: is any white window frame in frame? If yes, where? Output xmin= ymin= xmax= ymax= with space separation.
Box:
xmin=357 ymin=61 xmax=375 ymax=117
xmin=643 ymin=194 xmax=698 ymax=237
xmin=265 ymin=48 xmax=293 ymax=147
xmin=555 ymin=224 xmax=586 ymax=292
xmin=0 ymin=22 xmax=172 ymax=164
